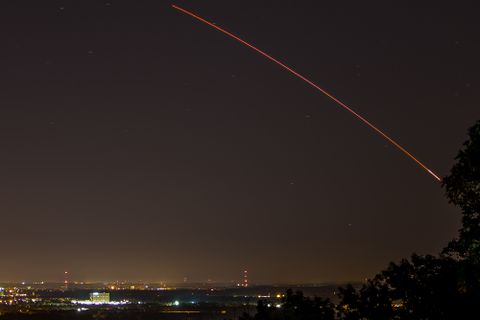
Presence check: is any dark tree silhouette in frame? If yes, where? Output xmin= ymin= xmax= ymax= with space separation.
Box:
xmin=443 ymin=120 xmax=480 ymax=261
xmin=442 ymin=120 xmax=480 ymax=310
xmin=281 ymin=289 xmax=335 ymax=320
xmin=383 ymin=254 xmax=462 ymax=319
xmin=335 ymin=121 xmax=480 ymax=319
xmin=336 ymin=284 xmax=361 ymax=320
xmin=337 ymin=280 xmax=394 ymax=320
xmin=240 ymin=289 xmax=335 ymax=320
xmin=245 ymin=121 xmax=480 ymax=320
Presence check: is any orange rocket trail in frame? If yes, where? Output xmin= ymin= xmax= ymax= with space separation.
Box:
xmin=172 ymin=4 xmax=442 ymax=182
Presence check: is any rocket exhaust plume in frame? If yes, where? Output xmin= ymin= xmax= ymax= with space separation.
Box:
xmin=172 ymin=5 xmax=442 ymax=182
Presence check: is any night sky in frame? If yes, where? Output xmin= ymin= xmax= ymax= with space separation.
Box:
xmin=1 ymin=1 xmax=479 ymax=284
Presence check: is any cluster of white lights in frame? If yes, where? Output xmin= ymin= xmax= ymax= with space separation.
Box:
xmin=71 ymin=300 xmax=130 ymax=305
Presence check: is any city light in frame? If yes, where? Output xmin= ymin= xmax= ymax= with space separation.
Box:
xmin=71 ymin=300 xmax=130 ymax=306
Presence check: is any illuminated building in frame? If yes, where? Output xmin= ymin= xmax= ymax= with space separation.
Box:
xmin=89 ymin=292 xmax=110 ymax=303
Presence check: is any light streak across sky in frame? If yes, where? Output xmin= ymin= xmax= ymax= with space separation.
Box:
xmin=172 ymin=4 xmax=442 ymax=182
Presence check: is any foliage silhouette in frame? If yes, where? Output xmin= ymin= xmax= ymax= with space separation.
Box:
xmin=443 ymin=121 xmax=480 ymax=259
xmin=240 ymin=289 xmax=335 ymax=320
xmin=335 ymin=121 xmax=480 ymax=319
xmin=245 ymin=121 xmax=480 ymax=319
